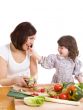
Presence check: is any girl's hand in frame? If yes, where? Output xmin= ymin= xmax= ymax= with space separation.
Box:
xmin=12 ymin=76 xmax=28 ymax=87
xmin=28 ymin=47 xmax=41 ymax=61
xmin=28 ymin=46 xmax=34 ymax=55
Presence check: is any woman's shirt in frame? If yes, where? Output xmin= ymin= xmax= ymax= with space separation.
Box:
xmin=39 ymin=54 xmax=82 ymax=83
xmin=0 ymin=44 xmax=30 ymax=78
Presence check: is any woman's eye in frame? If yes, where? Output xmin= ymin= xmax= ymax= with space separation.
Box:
xmin=30 ymin=38 xmax=34 ymax=40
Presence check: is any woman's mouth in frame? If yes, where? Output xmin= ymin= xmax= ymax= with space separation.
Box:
xmin=27 ymin=44 xmax=33 ymax=50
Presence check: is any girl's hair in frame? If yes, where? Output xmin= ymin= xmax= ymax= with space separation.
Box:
xmin=10 ymin=22 xmax=37 ymax=50
xmin=57 ymin=35 xmax=79 ymax=61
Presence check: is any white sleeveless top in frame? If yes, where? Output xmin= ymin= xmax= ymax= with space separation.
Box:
xmin=0 ymin=44 xmax=30 ymax=77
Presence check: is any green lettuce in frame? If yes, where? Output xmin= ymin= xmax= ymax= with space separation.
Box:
xmin=24 ymin=96 xmax=45 ymax=107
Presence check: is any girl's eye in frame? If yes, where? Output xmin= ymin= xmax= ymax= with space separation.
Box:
xmin=59 ymin=47 xmax=62 ymax=50
xmin=61 ymin=47 xmax=63 ymax=49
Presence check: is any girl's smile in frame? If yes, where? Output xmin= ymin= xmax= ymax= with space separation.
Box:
xmin=58 ymin=46 xmax=69 ymax=58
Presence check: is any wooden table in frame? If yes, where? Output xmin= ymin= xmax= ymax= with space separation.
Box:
xmin=14 ymin=84 xmax=83 ymax=110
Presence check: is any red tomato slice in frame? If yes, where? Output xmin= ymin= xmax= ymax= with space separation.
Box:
xmin=54 ymin=83 xmax=63 ymax=92
xmin=37 ymin=88 xmax=45 ymax=93
xmin=59 ymin=93 xmax=68 ymax=100
xmin=31 ymin=92 xmax=39 ymax=96
xmin=50 ymin=96 xmax=57 ymax=98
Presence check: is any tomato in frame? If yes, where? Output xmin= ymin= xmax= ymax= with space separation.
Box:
xmin=59 ymin=93 xmax=68 ymax=100
xmin=31 ymin=92 xmax=39 ymax=96
xmin=37 ymin=88 xmax=45 ymax=93
xmin=54 ymin=83 xmax=63 ymax=92
xmin=50 ymin=95 xmax=57 ymax=98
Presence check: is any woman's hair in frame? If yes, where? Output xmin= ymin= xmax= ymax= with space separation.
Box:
xmin=57 ymin=35 xmax=79 ymax=61
xmin=10 ymin=22 xmax=37 ymax=50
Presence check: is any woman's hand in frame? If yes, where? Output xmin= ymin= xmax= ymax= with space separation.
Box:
xmin=12 ymin=76 xmax=28 ymax=87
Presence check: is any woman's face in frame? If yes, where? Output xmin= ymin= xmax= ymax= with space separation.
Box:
xmin=58 ymin=45 xmax=69 ymax=58
xmin=22 ymin=35 xmax=36 ymax=51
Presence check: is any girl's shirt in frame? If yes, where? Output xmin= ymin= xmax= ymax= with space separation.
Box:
xmin=39 ymin=54 xmax=82 ymax=83
xmin=0 ymin=44 xmax=30 ymax=78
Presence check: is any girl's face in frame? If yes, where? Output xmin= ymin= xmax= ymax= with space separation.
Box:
xmin=22 ymin=35 xmax=36 ymax=51
xmin=58 ymin=45 xmax=69 ymax=58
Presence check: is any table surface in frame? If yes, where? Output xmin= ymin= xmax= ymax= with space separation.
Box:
xmin=14 ymin=84 xmax=83 ymax=110
xmin=15 ymin=99 xmax=83 ymax=110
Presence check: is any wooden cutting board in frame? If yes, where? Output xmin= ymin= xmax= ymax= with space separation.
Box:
xmin=0 ymin=86 xmax=15 ymax=110
xmin=0 ymin=96 xmax=15 ymax=110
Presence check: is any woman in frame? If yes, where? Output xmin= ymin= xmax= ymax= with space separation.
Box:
xmin=0 ymin=22 xmax=37 ymax=87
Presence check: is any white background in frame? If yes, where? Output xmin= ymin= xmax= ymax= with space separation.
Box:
xmin=0 ymin=0 xmax=83 ymax=83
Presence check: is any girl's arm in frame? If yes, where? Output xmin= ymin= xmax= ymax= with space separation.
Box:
xmin=29 ymin=48 xmax=56 ymax=69
xmin=75 ymin=74 xmax=83 ymax=83
xmin=73 ymin=59 xmax=83 ymax=83
xmin=37 ymin=53 xmax=56 ymax=69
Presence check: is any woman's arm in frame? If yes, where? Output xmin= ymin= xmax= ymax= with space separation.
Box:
xmin=0 ymin=56 xmax=13 ymax=85
xmin=30 ymin=55 xmax=38 ymax=79
xmin=0 ymin=56 xmax=27 ymax=86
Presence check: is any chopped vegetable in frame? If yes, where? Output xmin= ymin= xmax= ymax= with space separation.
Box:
xmin=7 ymin=89 xmax=32 ymax=99
xmin=24 ymin=96 xmax=45 ymax=106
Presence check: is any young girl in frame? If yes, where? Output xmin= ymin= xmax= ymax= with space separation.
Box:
xmin=31 ymin=35 xmax=83 ymax=83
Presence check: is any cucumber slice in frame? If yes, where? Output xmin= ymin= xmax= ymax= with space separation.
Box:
xmin=7 ymin=89 xmax=33 ymax=99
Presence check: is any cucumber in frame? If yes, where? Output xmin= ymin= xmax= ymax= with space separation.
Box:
xmin=7 ymin=89 xmax=33 ymax=99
